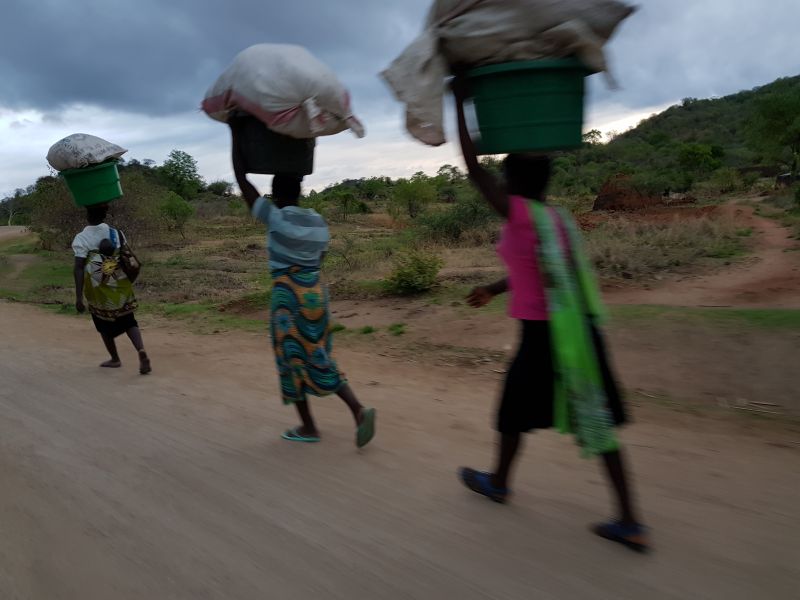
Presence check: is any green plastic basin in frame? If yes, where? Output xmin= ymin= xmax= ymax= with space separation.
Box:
xmin=466 ymin=58 xmax=591 ymax=155
xmin=61 ymin=161 xmax=123 ymax=207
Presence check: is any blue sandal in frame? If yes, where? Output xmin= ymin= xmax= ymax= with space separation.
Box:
xmin=356 ymin=408 xmax=376 ymax=448
xmin=281 ymin=427 xmax=321 ymax=443
xmin=592 ymin=520 xmax=650 ymax=553
xmin=459 ymin=468 xmax=509 ymax=504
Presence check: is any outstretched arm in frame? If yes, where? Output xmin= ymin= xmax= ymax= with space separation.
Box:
xmin=229 ymin=122 xmax=260 ymax=209
xmin=452 ymin=77 xmax=509 ymax=218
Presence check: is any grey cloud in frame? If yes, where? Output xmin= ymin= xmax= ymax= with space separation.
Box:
xmin=1 ymin=0 xmax=429 ymax=118
xmin=1 ymin=0 xmax=798 ymax=123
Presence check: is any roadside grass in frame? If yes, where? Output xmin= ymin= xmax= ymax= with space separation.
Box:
xmin=585 ymin=215 xmax=748 ymax=279
xmin=4 ymin=198 xmax=790 ymax=334
xmin=610 ymin=305 xmax=800 ymax=330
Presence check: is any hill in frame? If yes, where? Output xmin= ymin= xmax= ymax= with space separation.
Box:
xmin=551 ymin=74 xmax=800 ymax=197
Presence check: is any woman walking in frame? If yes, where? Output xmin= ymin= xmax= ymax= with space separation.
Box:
xmin=231 ymin=116 xmax=376 ymax=447
xmin=452 ymin=79 xmax=648 ymax=552
xmin=73 ymin=203 xmax=151 ymax=374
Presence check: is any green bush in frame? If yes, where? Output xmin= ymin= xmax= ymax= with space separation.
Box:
xmin=384 ymin=250 xmax=443 ymax=295
xmin=388 ymin=323 xmax=407 ymax=336
xmin=417 ymin=188 xmax=497 ymax=244
xmin=389 ymin=175 xmax=436 ymax=220
xmin=160 ymin=192 xmax=194 ymax=239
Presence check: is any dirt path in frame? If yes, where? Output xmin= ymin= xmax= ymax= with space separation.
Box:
xmin=0 ymin=226 xmax=27 ymax=243
xmin=606 ymin=203 xmax=800 ymax=308
xmin=1 ymin=301 xmax=798 ymax=599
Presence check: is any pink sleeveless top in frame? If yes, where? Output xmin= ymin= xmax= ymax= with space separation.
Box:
xmin=496 ymin=196 xmax=568 ymax=321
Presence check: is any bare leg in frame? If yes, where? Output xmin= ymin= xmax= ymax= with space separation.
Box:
xmin=126 ymin=327 xmax=151 ymax=374
xmin=99 ymin=334 xmax=121 ymax=367
xmin=126 ymin=326 xmax=144 ymax=351
xmin=294 ymin=400 xmax=319 ymax=437
xmin=336 ymin=383 xmax=365 ymax=424
xmin=492 ymin=432 xmax=522 ymax=490
xmin=600 ymin=449 xmax=638 ymax=525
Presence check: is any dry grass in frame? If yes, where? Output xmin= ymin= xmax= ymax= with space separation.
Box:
xmin=585 ymin=214 xmax=748 ymax=279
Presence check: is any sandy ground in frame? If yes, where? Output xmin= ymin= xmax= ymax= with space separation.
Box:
xmin=1 ymin=301 xmax=799 ymax=599
xmin=0 ymin=226 xmax=27 ymax=242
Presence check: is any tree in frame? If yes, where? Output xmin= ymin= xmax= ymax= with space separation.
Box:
xmin=160 ymin=192 xmax=194 ymax=239
xmin=390 ymin=175 xmax=436 ymax=220
xmin=0 ymin=199 xmax=20 ymax=225
xmin=678 ymin=143 xmax=722 ymax=174
xmin=748 ymin=84 xmax=800 ymax=178
xmin=333 ymin=190 xmax=358 ymax=222
xmin=359 ymin=177 xmax=390 ymax=201
xmin=159 ymin=150 xmax=204 ymax=199
xmin=582 ymin=129 xmax=603 ymax=146
xmin=207 ymin=180 xmax=234 ymax=197
xmin=437 ymin=164 xmax=463 ymax=184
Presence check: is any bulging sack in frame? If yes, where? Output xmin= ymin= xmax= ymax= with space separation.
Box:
xmin=382 ymin=0 xmax=635 ymax=146
xmin=203 ymin=44 xmax=365 ymax=139
xmin=47 ymin=134 xmax=127 ymax=172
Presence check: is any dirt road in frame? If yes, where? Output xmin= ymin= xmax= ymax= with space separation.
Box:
xmin=1 ymin=301 xmax=798 ymax=599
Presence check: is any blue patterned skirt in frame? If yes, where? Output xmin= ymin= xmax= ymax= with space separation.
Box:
xmin=270 ymin=268 xmax=346 ymax=404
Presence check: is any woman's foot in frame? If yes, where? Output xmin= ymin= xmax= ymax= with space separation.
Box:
xmin=459 ymin=467 xmax=509 ymax=504
xmin=281 ymin=426 xmax=321 ymax=443
xmin=100 ymin=359 xmax=122 ymax=368
xmin=592 ymin=520 xmax=651 ymax=553
xmin=356 ymin=408 xmax=376 ymax=448
xmin=138 ymin=351 xmax=152 ymax=375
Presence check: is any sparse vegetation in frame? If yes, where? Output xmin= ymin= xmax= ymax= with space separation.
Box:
xmin=585 ymin=216 xmax=747 ymax=279
xmin=2 ymin=75 xmax=799 ymax=332
xmin=384 ymin=250 xmax=444 ymax=295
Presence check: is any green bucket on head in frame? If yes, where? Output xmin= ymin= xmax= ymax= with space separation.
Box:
xmin=466 ymin=58 xmax=591 ymax=155
xmin=61 ymin=160 xmax=123 ymax=207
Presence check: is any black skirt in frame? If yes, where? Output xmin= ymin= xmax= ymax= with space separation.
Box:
xmin=91 ymin=312 xmax=138 ymax=338
xmin=497 ymin=320 xmax=627 ymax=434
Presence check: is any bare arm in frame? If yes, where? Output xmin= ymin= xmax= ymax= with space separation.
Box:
xmin=466 ymin=277 xmax=509 ymax=308
xmin=229 ymin=122 xmax=260 ymax=209
xmin=73 ymin=257 xmax=86 ymax=313
xmin=452 ymin=78 xmax=509 ymax=218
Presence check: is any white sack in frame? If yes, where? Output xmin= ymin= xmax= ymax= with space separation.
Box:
xmin=203 ymin=44 xmax=365 ymax=139
xmin=47 ymin=134 xmax=127 ymax=171
xmin=382 ymin=0 xmax=635 ymax=146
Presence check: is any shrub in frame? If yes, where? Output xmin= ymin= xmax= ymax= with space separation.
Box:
xmin=384 ymin=250 xmax=443 ymax=295
xmin=388 ymin=323 xmax=407 ymax=336
xmin=417 ymin=188 xmax=498 ymax=245
xmin=695 ymin=167 xmax=745 ymax=195
xmin=160 ymin=192 xmax=195 ymax=239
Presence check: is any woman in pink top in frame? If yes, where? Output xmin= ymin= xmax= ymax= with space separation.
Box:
xmin=452 ymin=79 xmax=648 ymax=552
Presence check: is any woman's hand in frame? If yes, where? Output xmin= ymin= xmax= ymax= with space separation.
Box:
xmin=466 ymin=286 xmax=494 ymax=308
xmin=450 ymin=73 xmax=469 ymax=103
xmin=75 ymin=299 xmax=86 ymax=314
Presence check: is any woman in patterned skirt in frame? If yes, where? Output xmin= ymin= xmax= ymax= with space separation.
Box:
xmin=231 ymin=125 xmax=375 ymax=447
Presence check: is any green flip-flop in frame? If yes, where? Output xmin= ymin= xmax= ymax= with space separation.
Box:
xmin=356 ymin=408 xmax=376 ymax=448
xmin=281 ymin=427 xmax=320 ymax=443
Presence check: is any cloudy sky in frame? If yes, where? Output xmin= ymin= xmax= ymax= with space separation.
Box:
xmin=1 ymin=0 xmax=798 ymax=197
